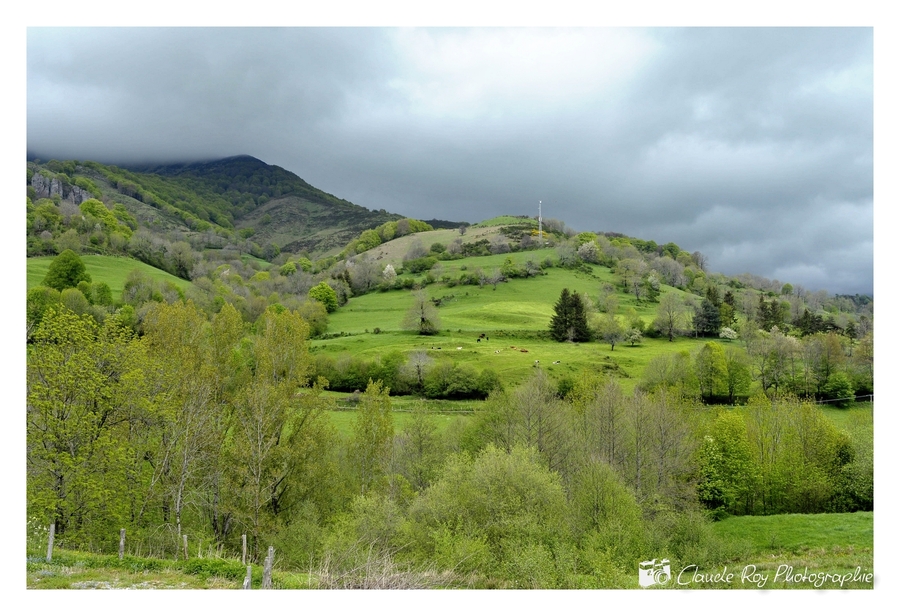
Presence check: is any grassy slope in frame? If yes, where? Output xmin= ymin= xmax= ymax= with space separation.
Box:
xmin=701 ymin=511 xmax=874 ymax=589
xmin=317 ymin=250 xmax=704 ymax=392
xmin=27 ymin=255 xmax=195 ymax=299
xmin=360 ymin=225 xmax=509 ymax=269
xmin=714 ymin=511 xmax=873 ymax=553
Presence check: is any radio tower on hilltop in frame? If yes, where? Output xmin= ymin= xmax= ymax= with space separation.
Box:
xmin=538 ymin=200 xmax=543 ymax=242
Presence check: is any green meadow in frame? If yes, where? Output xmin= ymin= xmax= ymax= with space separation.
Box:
xmin=317 ymin=252 xmax=705 ymax=392
xmin=27 ymin=254 xmax=194 ymax=298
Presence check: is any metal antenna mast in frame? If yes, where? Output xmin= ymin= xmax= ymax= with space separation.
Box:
xmin=538 ymin=200 xmax=543 ymax=242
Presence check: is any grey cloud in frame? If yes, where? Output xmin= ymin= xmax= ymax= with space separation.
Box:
xmin=27 ymin=27 xmax=872 ymax=295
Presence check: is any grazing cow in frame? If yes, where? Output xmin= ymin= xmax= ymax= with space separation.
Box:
xmin=457 ymin=346 xmax=463 ymax=350
xmin=520 ymin=349 xmax=528 ymax=353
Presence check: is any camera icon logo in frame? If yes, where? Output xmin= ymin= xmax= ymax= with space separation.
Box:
xmin=638 ymin=558 xmax=672 ymax=588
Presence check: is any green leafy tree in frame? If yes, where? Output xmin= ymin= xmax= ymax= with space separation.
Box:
xmin=279 ymin=261 xmax=297 ymax=277
xmin=402 ymin=289 xmax=441 ymax=335
xmin=90 ymin=282 xmax=114 ymax=306
xmin=653 ymin=291 xmax=690 ymax=342
xmin=60 ymin=287 xmax=92 ymax=318
xmin=351 ymin=380 xmax=394 ymax=495
xmin=308 ymin=281 xmax=339 ymax=313
xmin=393 ymin=405 xmax=443 ymax=492
xmin=549 ymin=288 xmax=591 ymax=342
xmin=27 ymin=307 xmax=151 ymax=543
xmin=224 ymin=307 xmax=314 ymax=559
xmin=723 ymin=345 xmax=752 ymax=404
xmin=406 ymin=444 xmax=569 ymax=581
xmin=26 ymin=286 xmax=61 ymax=341
xmin=41 ymin=249 xmax=91 ymax=291
xmin=695 ymin=341 xmax=727 ymax=400
xmin=141 ymin=300 xmax=218 ymax=547
xmin=625 ymin=328 xmax=643 ymax=347
xmin=697 ymin=411 xmax=760 ymax=515
xmin=595 ymin=312 xmax=625 ymax=351
xmin=821 ymin=372 xmax=855 ymax=408
xmin=568 ymin=458 xmax=645 ymax=562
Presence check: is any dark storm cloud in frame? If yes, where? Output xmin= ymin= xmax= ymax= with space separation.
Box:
xmin=27 ymin=27 xmax=873 ymax=294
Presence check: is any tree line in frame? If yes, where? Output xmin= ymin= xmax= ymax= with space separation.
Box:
xmin=548 ymin=286 xmax=873 ymax=405
xmin=27 ymin=302 xmax=872 ymax=586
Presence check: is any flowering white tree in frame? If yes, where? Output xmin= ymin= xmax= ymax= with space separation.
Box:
xmin=719 ymin=327 xmax=738 ymax=340
xmin=577 ymin=241 xmax=600 ymax=264
xmin=383 ymin=263 xmax=397 ymax=283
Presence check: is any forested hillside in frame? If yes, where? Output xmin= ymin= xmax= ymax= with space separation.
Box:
xmin=26 ymin=158 xmax=874 ymax=589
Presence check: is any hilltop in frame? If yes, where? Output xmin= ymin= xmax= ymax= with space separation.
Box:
xmin=27 ymin=155 xmax=467 ymax=260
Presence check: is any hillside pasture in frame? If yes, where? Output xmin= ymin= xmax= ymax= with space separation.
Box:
xmin=317 ymin=257 xmax=707 ymax=391
xmin=358 ymin=225 xmax=513 ymax=270
xmin=27 ymin=255 xmax=195 ymax=299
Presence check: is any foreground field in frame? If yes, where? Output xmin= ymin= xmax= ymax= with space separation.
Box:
xmin=26 ymin=511 xmax=873 ymax=589
xmin=695 ymin=511 xmax=875 ymax=589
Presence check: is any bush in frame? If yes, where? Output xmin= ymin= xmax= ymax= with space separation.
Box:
xmin=179 ymin=558 xmax=247 ymax=581
xmin=309 ymin=281 xmax=338 ymax=313
xmin=42 ymin=249 xmax=91 ymax=291
xmin=821 ymin=372 xmax=855 ymax=408
xmin=403 ymin=256 xmax=437 ymax=274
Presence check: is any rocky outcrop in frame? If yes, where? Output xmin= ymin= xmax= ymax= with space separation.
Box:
xmin=30 ymin=172 xmax=92 ymax=205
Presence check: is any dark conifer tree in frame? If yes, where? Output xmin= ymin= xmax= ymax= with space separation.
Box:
xmin=549 ymin=288 xmax=591 ymax=342
xmin=693 ymin=298 xmax=722 ymax=337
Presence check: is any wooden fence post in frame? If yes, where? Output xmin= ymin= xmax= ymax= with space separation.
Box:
xmin=242 ymin=534 xmax=247 ymax=565
xmin=46 ymin=522 xmax=55 ymax=562
xmin=262 ymin=546 xmax=274 ymax=589
xmin=242 ymin=565 xmax=252 ymax=589
xmin=183 ymin=535 xmax=188 ymax=561
xmin=119 ymin=529 xmax=126 ymax=560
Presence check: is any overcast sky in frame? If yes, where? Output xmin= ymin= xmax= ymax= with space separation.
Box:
xmin=26 ymin=27 xmax=873 ymax=295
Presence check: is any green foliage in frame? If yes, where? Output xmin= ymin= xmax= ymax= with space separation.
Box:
xmin=594 ymin=312 xmax=625 ymax=350
xmin=821 ymin=372 xmax=854 ymax=408
xmin=27 ymin=307 xmax=147 ymax=545
xmin=60 ymin=287 xmax=92 ymax=317
xmin=402 ymin=289 xmax=441 ymax=335
xmin=42 ymin=249 xmax=91 ymax=291
xmin=549 ymin=288 xmax=591 ymax=342
xmin=27 ymin=286 xmax=61 ymax=340
xmin=279 ymin=261 xmax=297 ymax=276
xmin=569 ymin=459 xmax=645 ymax=554
xmin=402 ymin=256 xmax=437 ymax=274
xmin=740 ymin=395 xmax=863 ymax=515
xmin=351 ymin=380 xmax=394 ymax=495
xmin=23 ymin=158 xmax=875 ymax=586
xmin=693 ymin=297 xmax=722 ymax=337
xmin=695 ymin=341 xmax=727 ymax=400
xmin=406 ymin=445 xmax=569 ymax=571
xmin=309 ymin=281 xmax=338 ymax=313
xmin=698 ymin=411 xmax=760 ymax=516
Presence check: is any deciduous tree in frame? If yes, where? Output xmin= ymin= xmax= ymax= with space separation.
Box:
xmin=653 ymin=292 xmax=690 ymax=342
xmin=351 ymin=380 xmax=394 ymax=495
xmin=402 ymin=289 xmax=441 ymax=335
xmin=42 ymin=249 xmax=91 ymax=291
